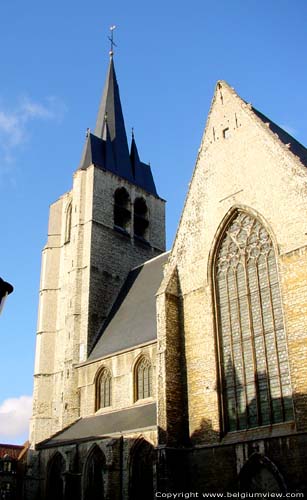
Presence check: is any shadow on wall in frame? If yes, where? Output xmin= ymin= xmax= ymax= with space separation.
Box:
xmin=37 ymin=436 xmax=155 ymax=500
xmin=191 ymin=357 xmax=294 ymax=444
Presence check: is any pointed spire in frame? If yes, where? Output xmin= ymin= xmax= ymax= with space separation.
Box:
xmin=79 ymin=128 xmax=92 ymax=170
xmin=94 ymin=56 xmax=132 ymax=178
xmin=78 ymin=46 xmax=159 ymax=196
xmin=130 ymin=128 xmax=140 ymax=179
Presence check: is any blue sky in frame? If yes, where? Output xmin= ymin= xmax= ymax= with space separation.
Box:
xmin=0 ymin=0 xmax=306 ymax=444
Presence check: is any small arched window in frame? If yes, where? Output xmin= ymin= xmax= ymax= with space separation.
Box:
xmin=135 ymin=356 xmax=152 ymax=401
xmin=64 ymin=201 xmax=72 ymax=243
xmin=114 ymin=188 xmax=131 ymax=232
xmin=96 ymin=368 xmax=112 ymax=410
xmin=134 ymin=197 xmax=149 ymax=239
xmin=214 ymin=211 xmax=293 ymax=432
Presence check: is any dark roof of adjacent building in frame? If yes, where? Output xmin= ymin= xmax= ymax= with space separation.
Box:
xmin=0 ymin=444 xmax=24 ymax=460
xmin=88 ymin=252 xmax=169 ymax=362
xmin=79 ymin=56 xmax=158 ymax=197
xmin=252 ymin=107 xmax=307 ymax=167
xmin=37 ymin=403 xmax=156 ymax=448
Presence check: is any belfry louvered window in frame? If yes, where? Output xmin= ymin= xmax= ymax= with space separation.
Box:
xmin=215 ymin=211 xmax=293 ymax=432
xmin=96 ymin=368 xmax=112 ymax=410
xmin=135 ymin=357 xmax=152 ymax=400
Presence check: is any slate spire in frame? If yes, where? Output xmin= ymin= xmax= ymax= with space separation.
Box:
xmin=130 ymin=129 xmax=140 ymax=178
xmin=78 ymin=53 xmax=158 ymax=196
xmin=94 ymin=55 xmax=131 ymax=177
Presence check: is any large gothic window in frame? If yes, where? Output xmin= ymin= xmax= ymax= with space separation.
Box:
xmin=96 ymin=368 xmax=112 ymax=410
xmin=83 ymin=446 xmax=105 ymax=500
xmin=135 ymin=356 xmax=152 ymax=401
xmin=214 ymin=211 xmax=293 ymax=432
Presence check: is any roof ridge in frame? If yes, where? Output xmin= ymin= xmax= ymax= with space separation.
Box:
xmin=130 ymin=250 xmax=170 ymax=272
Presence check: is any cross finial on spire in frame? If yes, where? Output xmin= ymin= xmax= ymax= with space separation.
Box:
xmin=108 ymin=25 xmax=117 ymax=57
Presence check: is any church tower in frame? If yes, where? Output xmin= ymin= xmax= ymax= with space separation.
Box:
xmin=30 ymin=52 xmax=166 ymax=445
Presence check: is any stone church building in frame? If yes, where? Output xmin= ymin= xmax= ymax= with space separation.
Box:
xmin=26 ymin=51 xmax=307 ymax=498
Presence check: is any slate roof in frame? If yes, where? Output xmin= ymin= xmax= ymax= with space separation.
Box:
xmin=252 ymin=106 xmax=307 ymax=167
xmin=0 ymin=444 xmax=24 ymax=460
xmin=37 ymin=403 xmax=156 ymax=448
xmin=79 ymin=56 xmax=158 ymax=197
xmin=88 ymin=252 xmax=169 ymax=362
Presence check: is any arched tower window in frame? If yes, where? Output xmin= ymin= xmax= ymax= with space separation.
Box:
xmin=96 ymin=368 xmax=112 ymax=410
xmin=64 ymin=201 xmax=72 ymax=243
xmin=214 ymin=211 xmax=293 ymax=432
xmin=83 ymin=445 xmax=105 ymax=500
xmin=46 ymin=452 xmax=65 ymax=500
xmin=134 ymin=197 xmax=149 ymax=239
xmin=114 ymin=187 xmax=131 ymax=232
xmin=135 ymin=356 xmax=152 ymax=401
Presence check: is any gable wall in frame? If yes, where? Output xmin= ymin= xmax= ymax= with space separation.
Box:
xmin=158 ymin=82 xmax=307 ymax=443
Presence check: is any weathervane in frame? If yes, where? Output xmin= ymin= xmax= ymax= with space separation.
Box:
xmin=108 ymin=25 xmax=117 ymax=57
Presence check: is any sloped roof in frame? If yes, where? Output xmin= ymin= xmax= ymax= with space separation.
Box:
xmin=251 ymin=106 xmax=307 ymax=167
xmin=88 ymin=252 xmax=169 ymax=362
xmin=0 ymin=444 xmax=24 ymax=460
xmin=37 ymin=403 xmax=156 ymax=448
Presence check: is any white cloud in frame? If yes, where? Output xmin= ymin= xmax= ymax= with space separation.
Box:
xmin=0 ymin=395 xmax=32 ymax=441
xmin=0 ymin=96 xmax=67 ymax=169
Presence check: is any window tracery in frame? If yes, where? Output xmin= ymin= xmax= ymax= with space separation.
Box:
xmin=96 ymin=368 xmax=112 ymax=410
xmin=135 ymin=357 xmax=152 ymax=401
xmin=215 ymin=211 xmax=293 ymax=431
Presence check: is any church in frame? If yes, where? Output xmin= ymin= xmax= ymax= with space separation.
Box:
xmin=26 ymin=47 xmax=307 ymax=499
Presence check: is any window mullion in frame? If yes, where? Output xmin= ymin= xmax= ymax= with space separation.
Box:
xmin=225 ymin=270 xmax=240 ymax=430
xmin=254 ymin=259 xmax=273 ymax=425
xmin=233 ymin=265 xmax=250 ymax=429
xmin=265 ymin=256 xmax=285 ymax=421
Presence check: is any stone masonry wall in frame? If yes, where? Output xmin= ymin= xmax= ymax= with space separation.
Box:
xmin=30 ymin=428 xmax=157 ymax=500
xmin=157 ymin=80 xmax=307 ymax=445
xmin=78 ymin=343 xmax=157 ymax=417
xmin=32 ymin=162 xmax=165 ymax=445
xmin=87 ymin=166 xmax=165 ymax=352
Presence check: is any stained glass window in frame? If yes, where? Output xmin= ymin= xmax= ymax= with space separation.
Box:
xmin=215 ymin=211 xmax=293 ymax=431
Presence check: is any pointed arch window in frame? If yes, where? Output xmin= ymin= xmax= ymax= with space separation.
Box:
xmin=46 ymin=452 xmax=65 ymax=500
xmin=64 ymin=201 xmax=72 ymax=243
xmin=129 ymin=439 xmax=154 ymax=500
xmin=214 ymin=211 xmax=293 ymax=432
xmin=135 ymin=356 xmax=152 ymax=401
xmin=114 ymin=188 xmax=131 ymax=232
xmin=134 ymin=197 xmax=149 ymax=239
xmin=96 ymin=368 xmax=112 ymax=410
xmin=83 ymin=446 xmax=105 ymax=500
